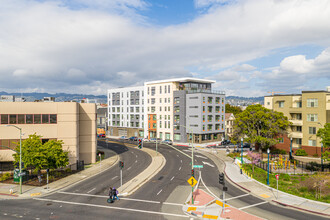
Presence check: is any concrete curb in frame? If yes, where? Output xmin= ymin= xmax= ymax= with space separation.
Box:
xmin=118 ymin=147 xmax=166 ymax=196
xmin=219 ymin=154 xmax=330 ymax=217
xmin=222 ymin=160 xmax=251 ymax=193
xmin=272 ymin=200 xmax=330 ymax=217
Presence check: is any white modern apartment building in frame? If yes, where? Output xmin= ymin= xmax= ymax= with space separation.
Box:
xmin=107 ymin=78 xmax=226 ymax=143
xmin=107 ymin=86 xmax=145 ymax=138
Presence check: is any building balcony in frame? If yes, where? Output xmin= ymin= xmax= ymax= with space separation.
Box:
xmin=290 ymin=132 xmax=303 ymax=139
xmin=289 ymin=119 xmax=303 ymax=126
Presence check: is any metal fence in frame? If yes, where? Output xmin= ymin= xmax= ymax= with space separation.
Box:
xmin=255 ymin=157 xmax=329 ymax=174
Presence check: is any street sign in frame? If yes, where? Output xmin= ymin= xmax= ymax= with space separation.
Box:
xmin=187 ymin=176 xmax=197 ymax=187
xmin=193 ymin=165 xmax=203 ymax=168
xmin=18 ymin=172 xmax=26 ymax=177
xmin=275 ymin=174 xmax=279 ymax=180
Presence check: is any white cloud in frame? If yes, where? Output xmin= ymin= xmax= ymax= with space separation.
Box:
xmin=0 ymin=0 xmax=330 ymax=96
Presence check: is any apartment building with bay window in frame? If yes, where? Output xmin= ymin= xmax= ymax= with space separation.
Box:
xmin=144 ymin=78 xmax=226 ymax=143
xmin=0 ymin=102 xmax=97 ymax=166
xmin=107 ymin=86 xmax=145 ymax=138
xmin=264 ymin=87 xmax=330 ymax=156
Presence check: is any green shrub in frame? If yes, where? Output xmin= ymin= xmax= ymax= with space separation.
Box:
xmin=322 ymin=151 xmax=330 ymax=161
xmin=64 ymin=168 xmax=71 ymax=173
xmin=227 ymin=152 xmax=240 ymax=158
xmin=295 ymin=149 xmax=308 ymax=156
xmin=271 ymin=149 xmax=287 ymax=155
xmin=312 ymin=153 xmax=319 ymax=158
xmin=0 ymin=173 xmax=11 ymax=181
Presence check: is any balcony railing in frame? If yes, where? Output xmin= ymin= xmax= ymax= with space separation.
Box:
xmin=289 ymin=119 xmax=303 ymax=126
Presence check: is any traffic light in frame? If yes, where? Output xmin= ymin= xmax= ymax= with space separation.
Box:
xmin=138 ymin=139 xmax=142 ymax=149
xmin=119 ymin=161 xmax=124 ymax=169
xmin=219 ymin=173 xmax=224 ymax=185
xmin=191 ymin=169 xmax=194 ymax=177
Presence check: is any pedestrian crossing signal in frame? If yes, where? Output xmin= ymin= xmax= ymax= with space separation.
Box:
xmin=138 ymin=139 xmax=142 ymax=149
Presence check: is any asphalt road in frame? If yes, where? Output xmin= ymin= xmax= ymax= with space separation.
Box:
xmin=0 ymin=139 xmax=328 ymax=220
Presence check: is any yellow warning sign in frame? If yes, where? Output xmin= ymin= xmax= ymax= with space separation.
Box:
xmin=187 ymin=176 xmax=197 ymax=187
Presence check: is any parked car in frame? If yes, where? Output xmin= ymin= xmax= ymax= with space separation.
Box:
xmin=142 ymin=138 xmax=150 ymax=142
xmin=221 ymin=140 xmax=231 ymax=145
xmin=128 ymin=136 xmax=138 ymax=141
xmin=120 ymin=136 xmax=127 ymax=139
xmin=162 ymin=139 xmax=173 ymax=145
xmin=98 ymin=134 xmax=105 ymax=138
xmin=243 ymin=143 xmax=251 ymax=148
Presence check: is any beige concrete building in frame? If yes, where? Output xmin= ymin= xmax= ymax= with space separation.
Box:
xmin=264 ymin=88 xmax=330 ymax=156
xmin=0 ymin=102 xmax=96 ymax=165
xmin=225 ymin=113 xmax=235 ymax=139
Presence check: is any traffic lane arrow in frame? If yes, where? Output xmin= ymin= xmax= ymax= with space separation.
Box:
xmin=195 ymin=155 xmax=208 ymax=159
xmin=202 ymin=161 xmax=215 ymax=167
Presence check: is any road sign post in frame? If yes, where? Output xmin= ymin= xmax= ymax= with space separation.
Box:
xmin=187 ymin=176 xmax=197 ymax=205
xmin=276 ymin=174 xmax=279 ymax=199
xmin=119 ymin=161 xmax=124 ymax=187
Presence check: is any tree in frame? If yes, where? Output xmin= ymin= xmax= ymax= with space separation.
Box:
xmin=233 ymin=104 xmax=290 ymax=151
xmin=225 ymin=104 xmax=242 ymax=116
xmin=12 ymin=134 xmax=69 ymax=179
xmin=247 ymin=150 xmax=261 ymax=173
xmin=317 ymin=123 xmax=330 ymax=149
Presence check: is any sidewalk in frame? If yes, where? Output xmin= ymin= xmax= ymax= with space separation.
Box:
xmin=0 ymin=141 xmax=165 ymax=200
xmin=218 ymin=150 xmax=330 ymax=217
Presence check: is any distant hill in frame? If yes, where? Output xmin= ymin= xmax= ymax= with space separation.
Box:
xmin=0 ymin=91 xmax=263 ymax=105
xmin=0 ymin=91 xmax=107 ymax=103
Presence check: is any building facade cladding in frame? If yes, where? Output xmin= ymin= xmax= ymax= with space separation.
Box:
xmin=173 ymin=90 xmax=187 ymax=142
xmin=107 ymin=86 xmax=144 ymax=137
xmin=264 ymin=89 xmax=330 ymax=156
xmin=144 ymin=82 xmax=174 ymax=140
xmin=185 ymin=93 xmax=225 ymax=142
xmin=0 ymin=102 xmax=96 ymax=165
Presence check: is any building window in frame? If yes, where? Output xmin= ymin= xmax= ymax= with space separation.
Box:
xmin=189 ymin=96 xmax=198 ymax=99
xmin=151 ymin=87 xmax=155 ymax=96
xmin=159 ymin=121 xmax=162 ymax=128
xmin=136 ymin=107 xmax=139 ymax=113
xmin=307 ymin=114 xmax=318 ymax=122
xmin=297 ymin=126 xmax=302 ymax=132
xmin=17 ymin=115 xmax=25 ymax=124
xmin=151 ymin=98 xmax=155 ymax=104
xmin=168 ymin=85 xmax=170 ymax=92
xmin=307 ymin=99 xmax=318 ymax=107
xmin=160 ymin=106 xmax=162 ymax=111
xmin=168 ymin=106 xmax=170 ymax=111
xmin=308 ymin=140 xmax=316 ymax=146
xmin=160 ymin=98 xmax=162 ymax=103
xmin=189 ymin=106 xmax=198 ymax=108
xmin=174 ymin=134 xmax=181 ymax=141
xmin=160 ymin=86 xmax=162 ymax=94
xmin=26 ymin=115 xmax=33 ymax=124
xmin=174 ymin=97 xmax=180 ymax=104
xmin=279 ymin=138 xmax=284 ymax=143
xmin=296 ymin=102 xmax=302 ymax=108
xmin=33 ymin=114 xmax=41 ymax=124
xmin=309 ymin=127 xmax=316 ymax=134
xmin=9 ymin=115 xmax=17 ymax=124
xmin=279 ymin=101 xmax=284 ymax=108
xmin=296 ymin=138 xmax=302 ymax=145
xmin=42 ymin=114 xmax=50 ymax=124
xmin=167 ymin=121 xmax=170 ymax=129
xmin=130 ymin=107 xmax=134 ymax=112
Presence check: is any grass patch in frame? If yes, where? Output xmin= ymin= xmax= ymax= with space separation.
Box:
xmin=242 ymin=164 xmax=330 ymax=203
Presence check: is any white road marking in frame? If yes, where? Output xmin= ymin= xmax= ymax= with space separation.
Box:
xmin=176 ymin=154 xmax=179 ymax=157
xmin=179 ymin=166 xmax=181 ymax=171
xmin=157 ymin=189 xmax=162 ymax=195
xmin=135 ymin=160 xmax=137 ymax=163
xmin=127 ymin=167 xmax=131 ymax=170
xmin=170 ymin=176 xmax=175 ymax=181
xmin=239 ymin=201 xmax=268 ymax=210
xmin=195 ymin=155 xmax=208 ymax=159
xmin=136 ymin=155 xmax=138 ymax=158
xmin=202 ymin=161 xmax=215 ymax=167
xmin=226 ymin=194 xmax=249 ymax=201
xmin=111 ymin=176 xmax=118 ymax=180
xmin=163 ymin=202 xmax=182 ymax=206
xmin=34 ymin=198 xmax=188 ymax=218
xmin=180 ymin=160 xmax=182 ymax=163
xmin=87 ymin=188 xmax=96 ymax=193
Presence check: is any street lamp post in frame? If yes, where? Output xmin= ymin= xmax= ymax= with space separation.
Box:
xmin=5 ymin=125 xmax=22 ymax=194
xmin=289 ymin=137 xmax=293 ymax=160
xmin=240 ymin=138 xmax=243 ymax=174
xmin=267 ymin=148 xmax=270 ymax=185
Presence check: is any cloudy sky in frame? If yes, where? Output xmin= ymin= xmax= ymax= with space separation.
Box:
xmin=0 ymin=0 xmax=329 ymax=97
